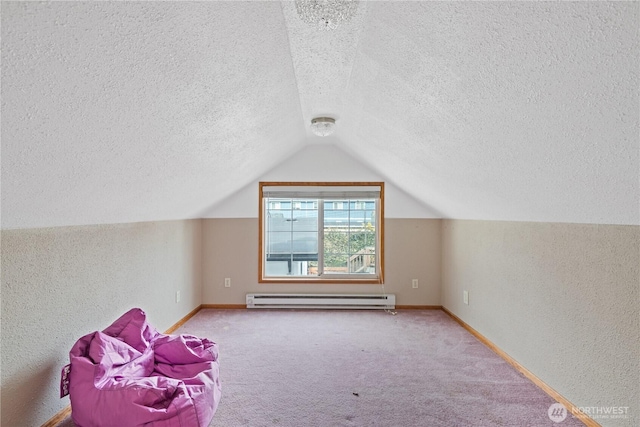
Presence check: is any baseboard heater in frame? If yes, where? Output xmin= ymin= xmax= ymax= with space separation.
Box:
xmin=246 ymin=293 xmax=395 ymax=310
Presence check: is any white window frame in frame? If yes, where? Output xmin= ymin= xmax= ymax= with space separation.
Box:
xmin=259 ymin=182 xmax=384 ymax=284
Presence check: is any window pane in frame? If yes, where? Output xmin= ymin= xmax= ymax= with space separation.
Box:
xmin=264 ymin=197 xmax=318 ymax=276
xmin=265 ymin=231 xmax=294 ymax=254
xmin=324 ymin=228 xmax=348 ymax=267
xmin=350 ymin=230 xmax=372 ymax=253
xmin=323 ymin=252 xmax=348 ymax=274
xmin=349 ymin=248 xmax=376 ymax=273
xmin=291 ymin=213 xmax=317 ymax=232
xmin=322 ymin=198 xmax=376 ymax=276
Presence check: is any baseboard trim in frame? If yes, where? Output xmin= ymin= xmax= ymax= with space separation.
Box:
xmin=41 ymin=407 xmax=72 ymax=427
xmin=42 ymin=305 xmax=205 ymax=426
xmin=441 ymin=307 xmax=599 ymax=427
xmin=201 ymin=304 xmax=247 ymax=309
xmin=200 ymin=304 xmax=441 ymax=310
xmin=164 ymin=305 xmax=203 ymax=334
xmin=396 ymin=305 xmax=442 ymax=310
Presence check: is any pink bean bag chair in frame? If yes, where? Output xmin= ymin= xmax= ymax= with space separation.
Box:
xmin=61 ymin=308 xmax=221 ymax=427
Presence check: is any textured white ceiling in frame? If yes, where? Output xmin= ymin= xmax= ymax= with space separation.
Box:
xmin=2 ymin=1 xmax=638 ymax=228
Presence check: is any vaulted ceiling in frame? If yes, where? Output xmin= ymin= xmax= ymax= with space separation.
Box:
xmin=2 ymin=1 xmax=638 ymax=229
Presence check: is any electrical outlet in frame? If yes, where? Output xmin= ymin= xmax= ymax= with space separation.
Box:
xmin=176 ymin=291 xmax=181 ymax=303
xmin=463 ymin=290 xmax=469 ymax=305
xmin=412 ymin=279 xmax=419 ymax=289
xmin=224 ymin=278 xmax=231 ymax=288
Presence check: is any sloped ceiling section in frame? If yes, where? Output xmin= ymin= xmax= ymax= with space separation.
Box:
xmin=2 ymin=1 xmax=638 ymax=229
xmin=1 ymin=1 xmax=304 ymax=229
xmin=337 ymin=1 xmax=639 ymax=225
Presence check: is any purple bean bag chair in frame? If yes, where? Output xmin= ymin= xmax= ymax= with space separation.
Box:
xmin=61 ymin=308 xmax=221 ymax=427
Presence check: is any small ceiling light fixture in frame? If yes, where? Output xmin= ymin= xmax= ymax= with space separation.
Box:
xmin=310 ymin=117 xmax=336 ymax=136
xmin=295 ymin=0 xmax=359 ymax=31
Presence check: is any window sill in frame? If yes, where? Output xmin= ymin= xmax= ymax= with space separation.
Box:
xmin=259 ymin=278 xmax=382 ymax=285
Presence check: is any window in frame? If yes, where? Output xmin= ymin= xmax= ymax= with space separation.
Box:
xmin=259 ymin=182 xmax=384 ymax=283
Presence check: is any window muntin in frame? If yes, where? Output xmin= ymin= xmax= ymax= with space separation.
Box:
xmin=259 ymin=182 xmax=384 ymax=283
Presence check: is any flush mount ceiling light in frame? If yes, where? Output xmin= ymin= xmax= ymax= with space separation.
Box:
xmin=295 ymin=0 xmax=359 ymax=31
xmin=310 ymin=117 xmax=336 ymax=136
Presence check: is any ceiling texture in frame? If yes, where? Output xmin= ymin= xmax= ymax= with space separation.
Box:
xmin=2 ymin=1 xmax=638 ymax=229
